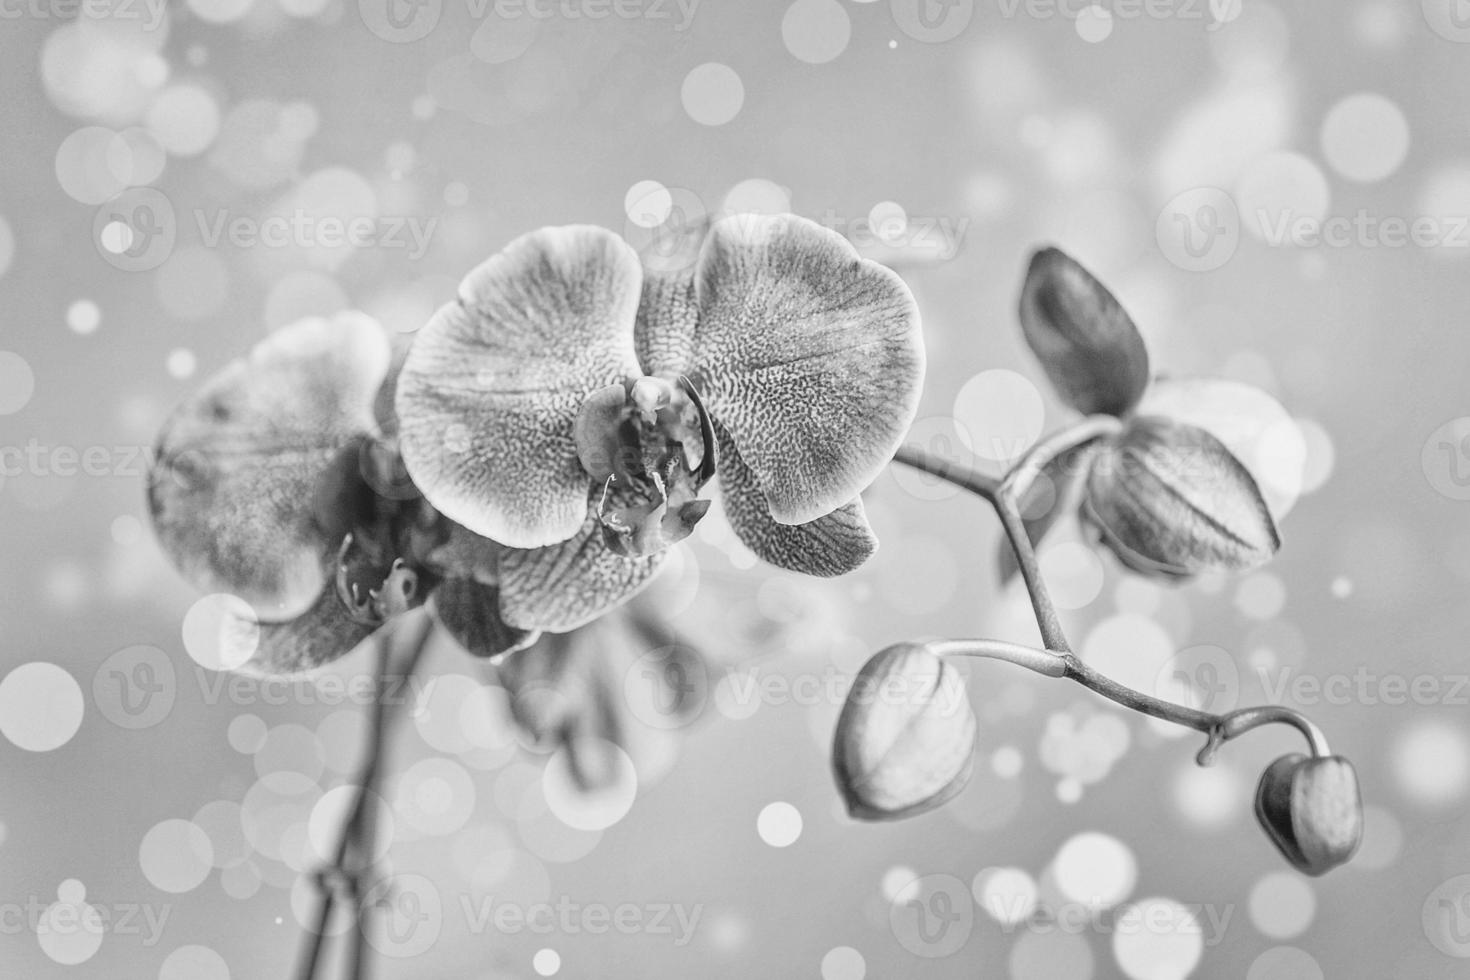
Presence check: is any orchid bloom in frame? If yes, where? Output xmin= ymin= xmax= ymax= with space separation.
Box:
xmin=147 ymin=313 xmax=536 ymax=675
xmin=394 ymin=213 xmax=924 ymax=632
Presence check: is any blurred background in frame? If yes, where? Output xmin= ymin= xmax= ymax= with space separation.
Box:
xmin=3 ymin=0 xmax=1470 ymax=976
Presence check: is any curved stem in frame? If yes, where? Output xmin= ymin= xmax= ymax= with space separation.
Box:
xmin=1196 ymin=705 xmax=1332 ymax=766
xmin=892 ymin=444 xmax=1001 ymax=500
xmin=999 ymin=414 xmax=1122 ymax=502
xmin=931 ymin=638 xmax=1068 ymax=678
xmin=1062 ymin=653 xmax=1216 ymax=733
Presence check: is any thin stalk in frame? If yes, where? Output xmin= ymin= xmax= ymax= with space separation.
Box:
xmin=293 ymin=612 xmax=434 ymax=980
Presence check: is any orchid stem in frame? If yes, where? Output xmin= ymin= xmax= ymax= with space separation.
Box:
xmin=893 ymin=420 xmax=1327 ymax=771
xmin=294 ymin=613 xmax=434 ymax=980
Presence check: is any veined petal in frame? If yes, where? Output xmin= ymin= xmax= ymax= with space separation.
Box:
xmin=497 ymin=508 xmax=666 ymax=632
xmin=236 ymin=583 xmax=378 ymax=677
xmin=633 ymin=217 xmax=708 ymax=376
xmin=148 ymin=313 xmax=391 ymax=620
xmin=429 ymin=578 xmax=539 ymax=660
xmin=715 ymin=422 xmax=876 ymax=576
xmin=689 ymin=213 xmax=923 ymax=526
xmin=396 ymin=225 xmax=644 ymax=549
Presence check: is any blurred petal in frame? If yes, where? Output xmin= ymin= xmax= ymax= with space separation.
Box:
xmin=396 ymin=226 xmax=644 ymax=549
xmin=148 ymin=313 xmax=391 ymax=619
xmin=237 ymin=583 xmax=377 ymax=677
xmin=997 ymin=441 xmax=1100 ymax=581
xmin=429 ymin=578 xmax=539 ymax=660
xmin=688 ymin=213 xmax=924 ymax=525
xmin=716 ymin=422 xmax=876 ymax=576
xmin=1084 ymin=416 xmax=1280 ymax=578
xmin=1018 ymin=247 xmax=1150 ymax=417
xmin=497 ymin=509 xmax=666 ymax=632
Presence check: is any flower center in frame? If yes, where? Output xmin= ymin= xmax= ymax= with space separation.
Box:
xmin=317 ymin=435 xmax=447 ymax=626
xmin=573 ymin=374 xmax=717 ymax=557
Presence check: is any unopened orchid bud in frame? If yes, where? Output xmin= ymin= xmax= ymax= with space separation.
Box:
xmin=831 ymin=642 xmax=976 ymax=821
xmin=1254 ymin=753 xmax=1363 ymax=876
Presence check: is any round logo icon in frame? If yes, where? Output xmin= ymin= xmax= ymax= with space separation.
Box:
xmin=1154 ymin=643 xmax=1240 ymax=715
xmin=1156 ymin=187 xmax=1239 ymax=273
xmin=1423 ymin=0 xmax=1470 ymax=43
xmin=93 ymin=645 xmax=176 ymax=730
xmin=359 ymin=0 xmax=442 ymax=43
xmin=93 ymin=187 xmax=175 ymax=272
xmin=890 ymin=0 xmax=973 ymax=43
xmin=1424 ymin=874 xmax=1470 ymax=957
xmin=364 ymin=873 xmax=442 ymax=958
xmin=890 ymin=416 xmax=974 ymax=503
xmin=624 ymin=644 xmax=709 ymax=730
xmin=1422 ymin=418 xmax=1470 ymax=501
xmin=889 ymin=873 xmax=974 ymax=958
xmin=622 ymin=185 xmax=709 ymax=275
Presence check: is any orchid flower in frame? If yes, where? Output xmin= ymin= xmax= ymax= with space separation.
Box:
xmin=147 ymin=313 xmax=536 ymax=675
xmin=394 ymin=213 xmax=924 ymax=633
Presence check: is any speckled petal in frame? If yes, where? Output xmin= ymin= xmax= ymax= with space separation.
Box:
xmin=633 ymin=218 xmax=707 ymax=376
xmin=688 ymin=213 xmax=923 ymax=525
xmin=497 ymin=508 xmax=667 ymax=632
xmin=715 ymin=422 xmax=876 ymax=576
xmin=148 ymin=313 xmax=391 ymax=620
xmin=237 ymin=583 xmax=378 ymax=677
xmin=429 ymin=578 xmax=539 ymax=660
xmin=396 ymin=226 xmax=644 ymax=549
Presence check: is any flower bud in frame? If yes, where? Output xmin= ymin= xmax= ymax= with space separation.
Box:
xmin=1084 ymin=415 xmax=1279 ymax=580
xmin=1254 ymin=753 xmax=1363 ymax=876
xmin=831 ymin=642 xmax=976 ymax=821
